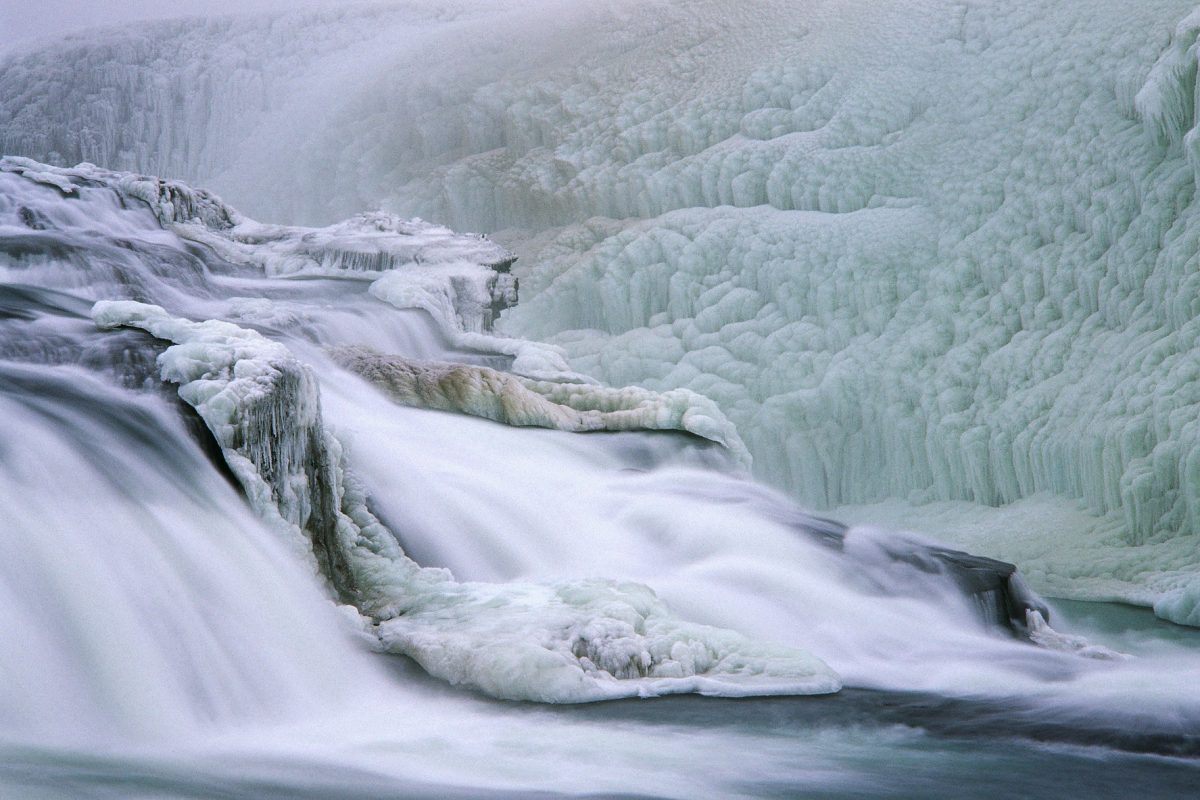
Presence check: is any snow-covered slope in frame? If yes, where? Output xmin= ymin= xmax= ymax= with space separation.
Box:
xmin=5 ymin=0 xmax=1200 ymax=617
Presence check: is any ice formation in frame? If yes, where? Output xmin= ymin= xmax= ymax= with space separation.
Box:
xmin=331 ymin=345 xmax=750 ymax=461
xmin=0 ymin=5 xmax=433 ymax=189
xmin=8 ymin=0 xmax=1196 ymax=617
xmin=94 ymin=299 xmax=837 ymax=701
xmin=0 ymin=358 xmax=386 ymax=740
xmin=13 ymin=148 xmax=1190 ymax=759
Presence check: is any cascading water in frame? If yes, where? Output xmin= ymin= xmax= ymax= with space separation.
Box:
xmin=4 ymin=2 xmax=1200 ymax=794
xmin=10 ymin=0 xmax=1200 ymax=624
xmin=3 ymin=155 xmax=1200 ymax=798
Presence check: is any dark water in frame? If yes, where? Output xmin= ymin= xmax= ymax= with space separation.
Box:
xmin=7 ymin=623 xmax=1199 ymax=800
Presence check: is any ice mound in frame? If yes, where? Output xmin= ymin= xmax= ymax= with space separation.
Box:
xmin=1154 ymin=585 xmax=1200 ymax=627
xmin=93 ymin=300 xmax=838 ymax=701
xmin=1024 ymin=610 xmax=1126 ymax=661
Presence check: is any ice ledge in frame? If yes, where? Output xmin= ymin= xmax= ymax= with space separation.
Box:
xmin=92 ymin=299 xmax=837 ymax=702
xmin=8 ymin=155 xmax=751 ymax=466
xmin=330 ymin=344 xmax=752 ymax=465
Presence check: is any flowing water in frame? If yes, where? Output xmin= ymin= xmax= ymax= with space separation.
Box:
xmin=1 ymin=155 xmax=1199 ymax=797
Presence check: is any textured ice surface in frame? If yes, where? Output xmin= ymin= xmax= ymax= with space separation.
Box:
xmin=0 ymin=5 xmax=435 ymax=188
xmin=94 ymin=299 xmax=838 ymax=701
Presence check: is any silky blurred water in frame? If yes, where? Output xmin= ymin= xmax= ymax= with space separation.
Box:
xmin=2 ymin=163 xmax=1199 ymax=798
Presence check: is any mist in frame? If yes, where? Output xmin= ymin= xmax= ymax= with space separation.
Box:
xmin=4 ymin=1 xmax=1200 ymax=796
xmin=0 ymin=0 xmax=367 ymax=51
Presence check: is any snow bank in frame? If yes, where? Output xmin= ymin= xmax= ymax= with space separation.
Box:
xmin=93 ymin=300 xmax=838 ymax=701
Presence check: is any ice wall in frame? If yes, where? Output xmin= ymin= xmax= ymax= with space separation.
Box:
xmin=6 ymin=0 xmax=1200 ymax=610
xmin=0 ymin=4 xmax=444 ymax=192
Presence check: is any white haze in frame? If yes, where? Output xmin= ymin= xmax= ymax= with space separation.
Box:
xmin=0 ymin=0 xmax=368 ymax=51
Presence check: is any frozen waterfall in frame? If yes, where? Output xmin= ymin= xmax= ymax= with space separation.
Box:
xmin=6 ymin=0 xmax=1200 ymax=622
xmin=5 ymin=2 xmax=1200 ymax=796
xmin=7 ymin=153 xmax=1198 ymax=796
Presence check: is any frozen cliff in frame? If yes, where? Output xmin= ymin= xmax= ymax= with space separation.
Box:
xmin=4 ymin=0 xmax=1200 ymax=620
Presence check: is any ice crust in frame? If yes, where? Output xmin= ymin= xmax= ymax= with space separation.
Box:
xmin=93 ymin=299 xmax=838 ymax=701
xmin=331 ymin=345 xmax=749 ymax=462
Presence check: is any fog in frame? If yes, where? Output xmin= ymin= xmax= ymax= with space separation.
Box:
xmin=0 ymin=0 xmax=368 ymax=51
